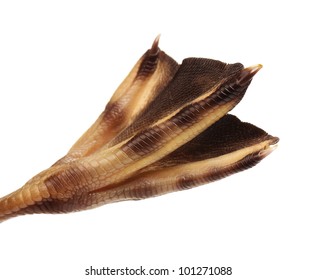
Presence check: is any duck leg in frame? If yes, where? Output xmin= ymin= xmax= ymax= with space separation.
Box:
xmin=0 ymin=37 xmax=278 ymax=222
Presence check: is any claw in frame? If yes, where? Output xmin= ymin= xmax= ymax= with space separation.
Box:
xmin=150 ymin=34 xmax=161 ymax=55
xmin=258 ymin=139 xmax=279 ymax=159
xmin=238 ymin=64 xmax=263 ymax=86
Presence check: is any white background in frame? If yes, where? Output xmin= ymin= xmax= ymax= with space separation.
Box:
xmin=0 ymin=1 xmax=316 ymax=279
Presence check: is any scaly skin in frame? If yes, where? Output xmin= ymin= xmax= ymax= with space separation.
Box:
xmin=0 ymin=36 xmax=278 ymax=222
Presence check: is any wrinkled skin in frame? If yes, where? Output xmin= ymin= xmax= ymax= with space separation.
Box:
xmin=0 ymin=36 xmax=278 ymax=222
